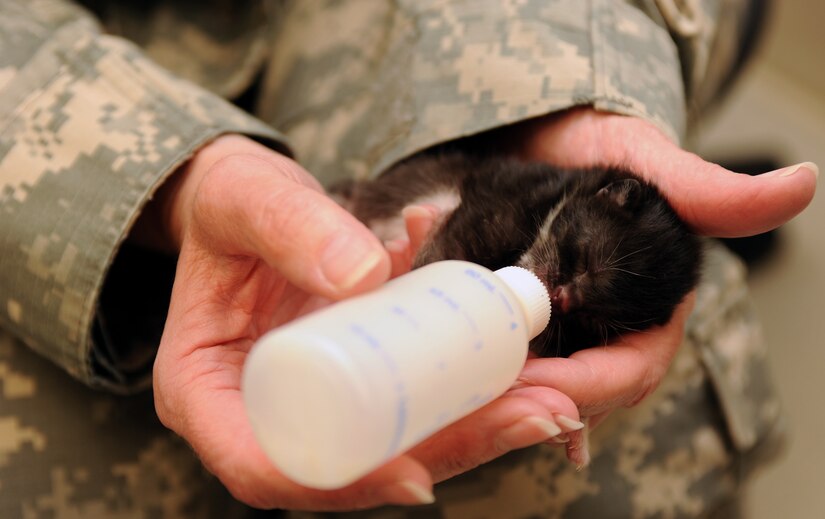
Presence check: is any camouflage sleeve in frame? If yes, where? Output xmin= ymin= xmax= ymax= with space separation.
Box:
xmin=257 ymin=0 xmax=688 ymax=185
xmin=629 ymin=0 xmax=758 ymax=128
xmin=0 ymin=0 xmax=288 ymax=392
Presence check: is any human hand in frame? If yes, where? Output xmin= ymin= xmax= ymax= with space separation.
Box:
xmin=149 ymin=135 xmax=582 ymax=510
xmin=502 ymin=107 xmax=817 ymax=465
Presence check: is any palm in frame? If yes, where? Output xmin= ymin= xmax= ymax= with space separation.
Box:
xmin=149 ymin=126 xmax=814 ymax=509
xmin=502 ymin=107 xmax=815 ymax=429
xmin=166 ymin=253 xmax=320 ymax=386
xmin=157 ymin=226 xmax=584 ymax=509
xmin=155 ymin=237 xmax=337 ymax=493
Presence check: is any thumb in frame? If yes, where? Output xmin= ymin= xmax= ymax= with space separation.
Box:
xmin=651 ymin=154 xmax=817 ymax=238
xmin=194 ymin=153 xmax=391 ymax=299
xmin=623 ymin=126 xmax=818 ymax=238
xmin=517 ymin=110 xmax=817 ymax=238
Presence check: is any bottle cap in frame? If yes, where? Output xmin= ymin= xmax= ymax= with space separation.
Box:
xmin=494 ymin=267 xmax=551 ymax=340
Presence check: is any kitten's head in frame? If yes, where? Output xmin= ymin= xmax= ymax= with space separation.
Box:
xmin=518 ymin=168 xmax=702 ymax=357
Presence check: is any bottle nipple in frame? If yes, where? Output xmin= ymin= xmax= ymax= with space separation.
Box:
xmin=494 ymin=266 xmax=552 ymax=340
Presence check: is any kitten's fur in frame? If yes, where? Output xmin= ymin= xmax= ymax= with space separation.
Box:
xmin=336 ymin=152 xmax=702 ymax=357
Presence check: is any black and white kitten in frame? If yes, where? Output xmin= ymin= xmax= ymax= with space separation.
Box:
xmin=335 ymin=151 xmax=702 ymax=358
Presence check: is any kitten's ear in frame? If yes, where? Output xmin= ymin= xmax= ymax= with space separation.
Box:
xmin=597 ymin=179 xmax=641 ymax=209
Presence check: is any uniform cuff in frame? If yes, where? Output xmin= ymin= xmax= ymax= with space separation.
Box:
xmin=0 ymin=17 xmax=287 ymax=391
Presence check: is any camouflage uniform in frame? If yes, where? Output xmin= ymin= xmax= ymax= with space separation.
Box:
xmin=0 ymin=0 xmax=783 ymax=517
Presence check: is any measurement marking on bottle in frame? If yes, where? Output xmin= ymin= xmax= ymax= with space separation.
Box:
xmin=498 ymin=293 xmax=514 ymax=315
xmin=461 ymin=310 xmax=479 ymax=333
xmin=428 ymin=287 xmax=460 ymax=311
xmin=349 ymin=324 xmax=407 ymax=457
xmin=390 ymin=305 xmax=420 ymax=329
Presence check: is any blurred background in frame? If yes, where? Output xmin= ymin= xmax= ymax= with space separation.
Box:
xmin=691 ymin=0 xmax=824 ymax=516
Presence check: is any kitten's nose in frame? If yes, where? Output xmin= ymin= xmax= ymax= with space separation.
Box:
xmin=551 ymin=286 xmax=572 ymax=314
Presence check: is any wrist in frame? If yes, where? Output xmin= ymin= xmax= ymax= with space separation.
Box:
xmin=130 ymin=134 xmax=271 ymax=253
xmin=503 ymin=107 xmax=669 ymax=169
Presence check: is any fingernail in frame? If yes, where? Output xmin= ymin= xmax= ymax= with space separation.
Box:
xmin=566 ymin=441 xmax=591 ymax=471
xmin=383 ymin=480 xmax=435 ymax=505
xmin=778 ymin=161 xmax=819 ymax=178
xmin=576 ymin=439 xmax=592 ymax=471
xmin=576 ymin=447 xmax=592 ymax=471
xmin=567 ymin=424 xmax=591 ymax=470
xmin=496 ymin=416 xmax=562 ymax=452
xmin=554 ymin=414 xmax=585 ymax=431
xmin=546 ymin=434 xmax=570 ymax=444
xmin=321 ymin=234 xmax=385 ymax=291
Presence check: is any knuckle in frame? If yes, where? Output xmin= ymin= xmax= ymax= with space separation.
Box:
xmin=256 ymin=187 xmax=318 ymax=241
xmin=191 ymin=154 xmax=260 ymax=220
xmin=435 ymin=447 xmax=483 ymax=478
xmin=190 ymin=152 xmax=324 ymax=249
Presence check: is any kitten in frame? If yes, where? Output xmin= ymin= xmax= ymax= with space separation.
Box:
xmin=335 ymin=151 xmax=702 ymax=357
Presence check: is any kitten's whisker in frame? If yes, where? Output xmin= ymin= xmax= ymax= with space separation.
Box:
xmin=616 ymin=317 xmax=657 ymax=326
xmin=607 ymin=319 xmax=654 ymax=334
xmin=605 ymin=245 xmax=653 ymax=268
xmin=608 ymin=322 xmax=639 ymax=334
xmin=556 ymin=323 xmax=565 ymax=357
xmin=541 ymin=331 xmax=554 ymax=358
xmin=603 ymin=237 xmax=624 ymax=266
xmin=599 ymin=322 xmax=610 ymax=348
xmin=603 ymin=266 xmax=656 ymax=279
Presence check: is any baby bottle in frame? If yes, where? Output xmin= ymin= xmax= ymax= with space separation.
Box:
xmin=242 ymin=260 xmax=551 ymax=489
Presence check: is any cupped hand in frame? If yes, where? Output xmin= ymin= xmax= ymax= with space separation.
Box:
xmin=502 ymin=107 xmax=817 ymax=464
xmin=149 ymin=135 xmax=582 ymax=510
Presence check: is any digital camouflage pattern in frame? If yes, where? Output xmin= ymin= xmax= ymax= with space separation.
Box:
xmin=0 ymin=329 xmax=251 ymax=518
xmin=0 ymin=0 xmax=783 ymax=517
xmin=260 ymin=0 xmax=688 ymax=185
xmin=0 ymin=0 xmax=284 ymax=392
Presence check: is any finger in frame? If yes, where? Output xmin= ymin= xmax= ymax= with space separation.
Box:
xmin=509 ymin=387 xmax=590 ymax=469
xmin=607 ymin=118 xmax=818 ymax=238
xmin=193 ymin=154 xmax=391 ymax=299
xmin=154 ymin=371 xmax=435 ymax=510
xmin=516 ymin=292 xmax=695 ymax=416
xmin=408 ymin=385 xmax=580 ymax=482
xmin=202 ymin=398 xmax=435 ymax=509
xmin=564 ymin=417 xmax=591 ymax=469
xmin=641 ymin=152 xmax=818 ymax=238
xmin=519 ymin=110 xmax=817 ymax=238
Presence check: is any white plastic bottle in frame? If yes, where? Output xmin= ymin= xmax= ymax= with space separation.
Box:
xmin=242 ymin=260 xmax=551 ymax=489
